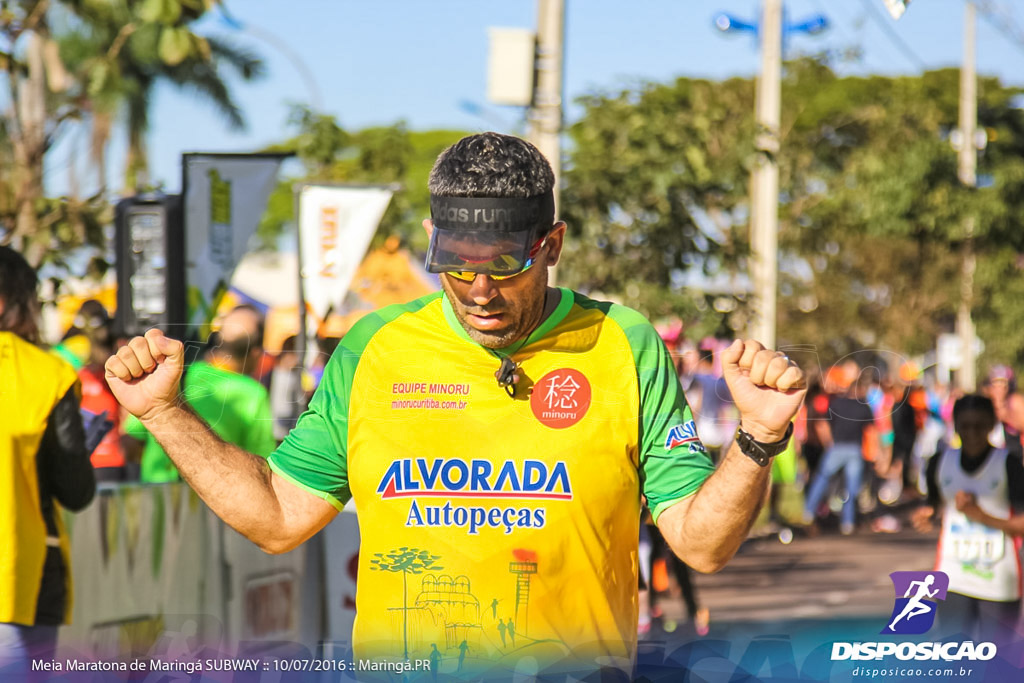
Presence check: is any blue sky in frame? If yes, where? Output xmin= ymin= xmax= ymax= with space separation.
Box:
xmin=47 ymin=0 xmax=1024 ymax=196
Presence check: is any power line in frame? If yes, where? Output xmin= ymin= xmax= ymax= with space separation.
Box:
xmin=858 ymin=0 xmax=928 ymax=70
xmin=974 ymin=1 xmax=1024 ymax=59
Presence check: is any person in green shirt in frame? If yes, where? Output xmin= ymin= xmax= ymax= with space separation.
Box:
xmin=124 ymin=305 xmax=276 ymax=482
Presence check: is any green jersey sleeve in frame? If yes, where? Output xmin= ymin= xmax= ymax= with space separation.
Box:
xmin=268 ymin=347 xmax=353 ymax=510
xmin=612 ymin=307 xmax=716 ymax=522
xmin=268 ymin=294 xmax=441 ymax=510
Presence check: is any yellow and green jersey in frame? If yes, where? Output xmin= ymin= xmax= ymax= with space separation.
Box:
xmin=269 ymin=288 xmax=714 ymax=676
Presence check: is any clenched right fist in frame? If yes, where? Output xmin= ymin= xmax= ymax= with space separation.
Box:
xmin=104 ymin=328 xmax=185 ymax=422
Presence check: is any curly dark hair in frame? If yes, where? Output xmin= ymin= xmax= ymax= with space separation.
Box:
xmin=0 ymin=246 xmax=41 ymax=344
xmin=428 ymin=132 xmax=554 ymax=198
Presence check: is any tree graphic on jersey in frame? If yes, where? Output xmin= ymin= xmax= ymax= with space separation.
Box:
xmin=370 ymin=547 xmax=444 ymax=659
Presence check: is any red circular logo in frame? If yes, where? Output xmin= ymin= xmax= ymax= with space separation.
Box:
xmin=530 ymin=368 xmax=592 ymax=429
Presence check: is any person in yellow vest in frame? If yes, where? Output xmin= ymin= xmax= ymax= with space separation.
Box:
xmin=105 ymin=133 xmax=806 ymax=678
xmin=0 ymin=247 xmax=96 ymax=675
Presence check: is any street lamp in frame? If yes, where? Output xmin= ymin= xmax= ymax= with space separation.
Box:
xmin=713 ymin=8 xmax=829 ymax=48
xmin=713 ymin=3 xmax=828 ymax=349
xmin=883 ymin=0 xmax=912 ymax=20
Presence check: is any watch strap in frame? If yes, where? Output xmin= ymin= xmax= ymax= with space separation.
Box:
xmin=736 ymin=422 xmax=794 ymax=467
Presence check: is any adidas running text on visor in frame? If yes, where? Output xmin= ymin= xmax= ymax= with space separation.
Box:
xmin=425 ymin=192 xmax=555 ymax=280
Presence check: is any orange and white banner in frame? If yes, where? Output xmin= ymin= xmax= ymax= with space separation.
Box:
xmin=297 ymin=184 xmax=393 ymax=326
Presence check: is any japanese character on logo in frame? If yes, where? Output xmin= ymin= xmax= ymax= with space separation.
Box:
xmin=543 ymin=373 xmax=581 ymax=410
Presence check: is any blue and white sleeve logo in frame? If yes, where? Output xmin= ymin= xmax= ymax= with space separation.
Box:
xmin=882 ymin=571 xmax=949 ymax=635
xmin=665 ymin=420 xmax=705 ymax=453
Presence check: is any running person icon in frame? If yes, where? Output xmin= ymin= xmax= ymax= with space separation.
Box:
xmin=888 ymin=574 xmax=939 ymax=631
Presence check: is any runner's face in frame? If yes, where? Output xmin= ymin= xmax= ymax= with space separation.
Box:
xmin=431 ymin=222 xmax=564 ymax=349
xmin=955 ymin=409 xmax=995 ymax=457
xmin=440 ymin=250 xmax=549 ymax=349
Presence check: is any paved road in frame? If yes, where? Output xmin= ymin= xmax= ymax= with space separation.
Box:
xmin=696 ymin=524 xmax=938 ymax=624
xmin=638 ymin=514 xmax=1024 ymax=682
xmin=650 ymin=511 xmax=937 ymax=633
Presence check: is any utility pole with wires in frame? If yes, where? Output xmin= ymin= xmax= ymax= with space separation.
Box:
xmin=528 ymin=0 xmax=565 ymax=217
xmin=485 ymin=1 xmax=564 ymax=282
xmin=886 ymin=0 xmax=993 ymax=388
xmin=714 ymin=1 xmax=827 ymax=349
xmin=527 ymin=0 xmax=565 ymax=284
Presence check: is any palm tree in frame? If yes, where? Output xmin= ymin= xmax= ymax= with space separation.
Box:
xmin=59 ymin=0 xmax=264 ymax=194
xmin=0 ymin=1 xmax=261 ymax=264
xmin=119 ymin=32 xmax=263 ymax=192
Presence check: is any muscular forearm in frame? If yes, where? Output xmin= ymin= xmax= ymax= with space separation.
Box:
xmin=657 ymin=440 xmax=771 ymax=573
xmin=143 ymin=405 xmax=304 ymax=552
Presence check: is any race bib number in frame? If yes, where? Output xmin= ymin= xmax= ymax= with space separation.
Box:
xmin=949 ymin=514 xmax=1006 ymax=563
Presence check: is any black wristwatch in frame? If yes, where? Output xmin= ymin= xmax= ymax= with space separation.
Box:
xmin=735 ymin=423 xmax=794 ymax=467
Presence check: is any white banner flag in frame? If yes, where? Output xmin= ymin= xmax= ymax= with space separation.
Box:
xmin=297 ymin=184 xmax=394 ymax=323
xmin=183 ymin=153 xmax=285 ymax=337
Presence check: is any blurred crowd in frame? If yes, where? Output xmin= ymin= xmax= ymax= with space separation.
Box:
xmin=45 ymin=298 xmax=336 ymax=485
xmin=657 ymin=329 xmax=1024 ymax=536
xmin=639 ymin=325 xmax=1024 ymax=641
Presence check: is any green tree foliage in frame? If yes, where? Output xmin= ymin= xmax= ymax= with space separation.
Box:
xmin=561 ymin=58 xmax=1024 ymax=367
xmin=560 ymin=76 xmax=756 ymax=338
xmin=60 ymin=0 xmax=264 ymax=193
xmin=777 ymin=66 xmax=972 ymax=357
xmin=0 ymin=0 xmax=258 ymax=267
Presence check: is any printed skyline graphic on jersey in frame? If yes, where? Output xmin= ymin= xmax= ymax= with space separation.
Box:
xmin=882 ymin=571 xmax=949 ymax=635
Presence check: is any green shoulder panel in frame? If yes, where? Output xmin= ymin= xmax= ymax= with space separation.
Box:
xmin=572 ymin=293 xmax=715 ymax=522
xmin=269 ymin=292 xmax=442 ymax=510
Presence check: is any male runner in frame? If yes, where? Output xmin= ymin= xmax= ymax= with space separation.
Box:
xmin=105 ymin=133 xmax=806 ymax=677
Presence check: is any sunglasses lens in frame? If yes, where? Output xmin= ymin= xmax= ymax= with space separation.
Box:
xmin=446 ymin=258 xmax=536 ymax=283
xmin=441 ymin=237 xmax=546 ymax=282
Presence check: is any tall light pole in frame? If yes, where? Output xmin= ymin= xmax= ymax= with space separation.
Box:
xmin=751 ymin=0 xmax=783 ymax=349
xmin=956 ymin=1 xmax=978 ymax=391
xmin=715 ymin=3 xmax=828 ymax=348
xmin=887 ymin=0 xmax=983 ymax=389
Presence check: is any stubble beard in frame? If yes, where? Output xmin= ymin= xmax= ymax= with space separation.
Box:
xmin=440 ymin=276 xmax=547 ymax=350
